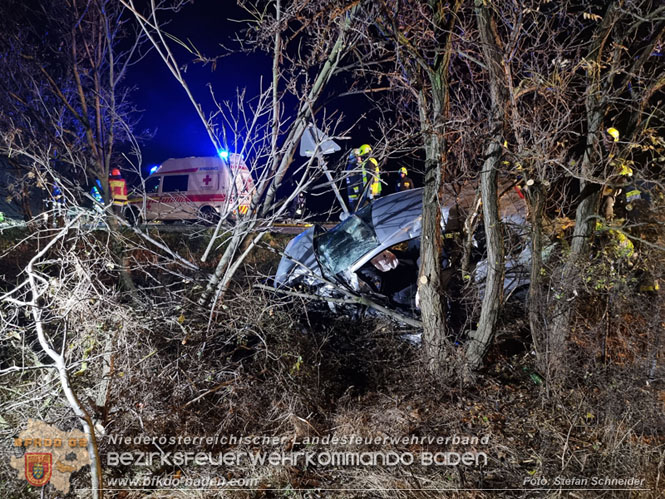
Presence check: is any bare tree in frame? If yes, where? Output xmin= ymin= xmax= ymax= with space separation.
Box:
xmin=546 ymin=0 xmax=665 ymax=376
xmin=353 ymin=0 xmax=464 ymax=372
xmin=0 ymin=2 xmax=164 ymax=496
xmin=1 ymin=216 xmax=104 ymax=496
xmin=122 ymin=0 xmax=363 ymax=309
xmin=460 ymin=0 xmax=665 ymax=375
xmin=0 ymin=0 xmax=146 ymax=207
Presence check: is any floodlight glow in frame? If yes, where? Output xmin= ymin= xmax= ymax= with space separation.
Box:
xmin=149 ymin=164 xmax=161 ymax=175
xmin=218 ymin=150 xmax=229 ymax=159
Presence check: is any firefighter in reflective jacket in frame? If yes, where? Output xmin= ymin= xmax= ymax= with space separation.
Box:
xmin=109 ymin=168 xmax=128 ymax=206
xmin=346 ymin=144 xmax=381 ymax=211
xmin=108 ymin=168 xmax=128 ymax=216
xmin=396 ymin=167 xmax=414 ymax=191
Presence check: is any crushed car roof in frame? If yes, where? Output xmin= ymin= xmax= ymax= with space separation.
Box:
xmin=275 ymin=183 xmax=527 ymax=290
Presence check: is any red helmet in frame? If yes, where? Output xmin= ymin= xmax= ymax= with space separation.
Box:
xmin=110 ymin=168 xmax=121 ymax=176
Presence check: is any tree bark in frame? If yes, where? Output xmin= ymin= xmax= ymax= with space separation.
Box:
xmin=548 ymin=190 xmax=599 ymax=375
xmin=546 ymin=2 xmax=619 ymax=375
xmin=466 ymin=1 xmax=508 ymax=368
xmin=415 ymin=0 xmax=462 ymax=374
xmin=466 ymin=138 xmax=504 ymax=367
xmin=526 ymin=183 xmax=545 ymax=362
xmin=418 ymin=89 xmax=447 ymax=372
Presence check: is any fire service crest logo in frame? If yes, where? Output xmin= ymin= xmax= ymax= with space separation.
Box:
xmin=25 ymin=453 xmax=52 ymax=487
xmin=10 ymin=419 xmax=90 ymax=493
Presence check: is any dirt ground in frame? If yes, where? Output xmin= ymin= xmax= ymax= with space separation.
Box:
xmin=1 ymin=226 xmax=663 ymax=498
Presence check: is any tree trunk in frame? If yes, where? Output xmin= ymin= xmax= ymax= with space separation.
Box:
xmin=548 ymin=190 xmax=599 ymax=376
xmin=466 ymin=138 xmax=504 ymax=367
xmin=199 ymin=223 xmax=250 ymax=306
xmin=466 ymin=1 xmax=508 ymax=368
xmin=414 ymin=0 xmax=462 ymax=374
xmin=527 ymin=183 xmax=545 ymax=363
xmin=547 ymin=97 xmax=604 ymax=376
xmin=418 ymin=89 xmax=447 ymax=372
xmin=546 ymin=1 xmax=619 ymax=379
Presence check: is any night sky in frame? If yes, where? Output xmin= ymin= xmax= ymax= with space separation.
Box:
xmin=127 ymin=2 xmax=271 ymax=169
xmin=125 ymin=1 xmax=402 ymax=207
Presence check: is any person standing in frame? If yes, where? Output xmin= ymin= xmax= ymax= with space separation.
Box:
xmin=345 ymin=144 xmax=380 ymax=211
xmin=50 ymin=182 xmax=65 ymax=227
xmin=289 ymin=191 xmax=307 ymax=220
xmin=368 ymin=157 xmax=382 ymax=201
xmin=108 ymin=168 xmax=128 ymax=216
xmin=396 ymin=167 xmax=414 ymax=192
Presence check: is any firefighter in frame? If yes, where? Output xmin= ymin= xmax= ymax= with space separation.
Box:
xmin=369 ymin=158 xmax=382 ymax=201
xmin=396 ymin=167 xmax=414 ymax=191
xmin=345 ymin=144 xmax=381 ymax=211
xmin=622 ymin=181 xmax=654 ymax=224
xmin=108 ymin=168 xmax=128 ymax=215
xmin=89 ymin=179 xmax=104 ymax=215
xmin=289 ymin=191 xmax=307 ymax=220
xmin=50 ymin=183 xmax=65 ymax=227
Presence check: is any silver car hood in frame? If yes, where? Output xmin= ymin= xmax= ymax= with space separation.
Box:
xmin=275 ymin=188 xmax=451 ymax=288
xmin=274 ymin=226 xmax=319 ymax=287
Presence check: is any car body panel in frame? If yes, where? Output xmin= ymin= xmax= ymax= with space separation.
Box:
xmin=275 ymin=227 xmax=318 ymax=287
xmin=275 ymin=182 xmax=528 ymax=301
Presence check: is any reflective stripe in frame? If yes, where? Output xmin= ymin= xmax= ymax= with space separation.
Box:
xmin=109 ymin=179 xmax=128 ymax=202
xmin=626 ymin=189 xmax=641 ymax=201
xmin=363 ymin=159 xmax=381 ymax=196
xmin=639 ymin=281 xmax=660 ymax=292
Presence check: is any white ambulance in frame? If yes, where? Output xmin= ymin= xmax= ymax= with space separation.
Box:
xmin=128 ymin=154 xmax=254 ymax=223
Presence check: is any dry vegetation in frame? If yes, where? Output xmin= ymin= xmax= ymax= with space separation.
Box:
xmin=1 ymin=1 xmax=664 ymax=497
xmin=2 ymin=224 xmax=663 ymax=498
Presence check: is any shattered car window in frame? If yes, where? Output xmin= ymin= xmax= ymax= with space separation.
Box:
xmin=315 ymin=206 xmax=380 ymax=277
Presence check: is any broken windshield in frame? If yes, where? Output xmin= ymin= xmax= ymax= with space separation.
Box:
xmin=315 ymin=205 xmax=380 ymax=277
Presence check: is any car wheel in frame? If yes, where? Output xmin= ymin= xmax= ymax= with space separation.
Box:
xmin=199 ymin=206 xmax=220 ymax=225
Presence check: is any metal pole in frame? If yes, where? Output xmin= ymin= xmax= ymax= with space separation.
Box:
xmin=316 ymin=151 xmax=349 ymax=215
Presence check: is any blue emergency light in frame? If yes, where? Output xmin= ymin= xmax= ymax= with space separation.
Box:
xmin=148 ymin=164 xmax=161 ymax=175
xmin=218 ymin=150 xmax=229 ymax=160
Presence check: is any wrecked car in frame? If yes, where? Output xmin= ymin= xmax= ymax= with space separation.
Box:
xmin=274 ymin=185 xmax=530 ymax=317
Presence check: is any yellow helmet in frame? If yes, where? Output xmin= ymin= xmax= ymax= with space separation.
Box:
xmin=399 ymin=167 xmax=408 ymax=176
xmin=357 ymin=144 xmax=372 ymax=156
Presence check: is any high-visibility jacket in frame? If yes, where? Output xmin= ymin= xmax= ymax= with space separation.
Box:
xmin=368 ymin=158 xmax=381 ymax=197
xmin=625 ymin=188 xmax=641 ymax=207
xmin=346 ymin=154 xmax=380 ymax=208
xmin=346 ymin=154 xmax=365 ymax=201
xmin=109 ymin=177 xmax=128 ymax=205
